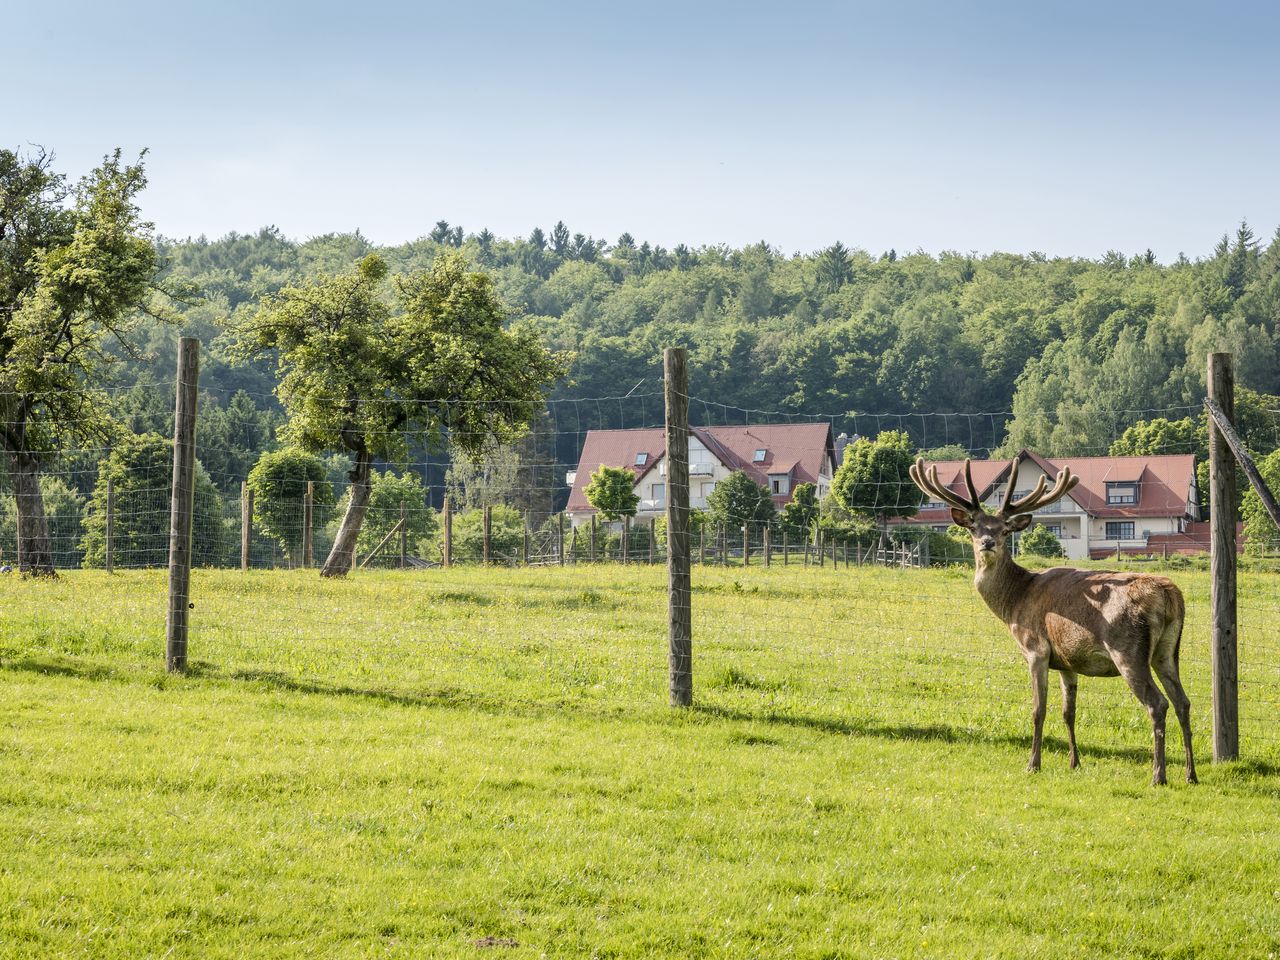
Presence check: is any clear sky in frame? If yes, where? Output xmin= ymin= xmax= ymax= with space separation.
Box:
xmin=9 ymin=0 xmax=1278 ymax=260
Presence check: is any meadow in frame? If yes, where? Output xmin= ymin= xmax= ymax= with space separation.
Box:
xmin=2 ymin=562 xmax=1280 ymax=959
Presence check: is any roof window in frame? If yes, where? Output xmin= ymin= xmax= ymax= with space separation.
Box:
xmin=753 ymin=449 xmax=767 ymax=462
xmin=635 ymin=452 xmax=648 ymax=466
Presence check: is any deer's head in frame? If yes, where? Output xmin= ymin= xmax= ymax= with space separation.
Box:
xmin=909 ymin=456 xmax=1079 ymax=566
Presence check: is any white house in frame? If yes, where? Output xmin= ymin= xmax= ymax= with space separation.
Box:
xmin=565 ymin=423 xmax=836 ymax=525
xmin=898 ymin=450 xmax=1202 ymax=560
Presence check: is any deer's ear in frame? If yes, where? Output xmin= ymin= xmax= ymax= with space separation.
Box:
xmin=1007 ymin=513 xmax=1034 ymax=532
xmin=950 ymin=508 xmax=973 ymax=528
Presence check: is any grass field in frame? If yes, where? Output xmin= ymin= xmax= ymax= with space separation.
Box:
xmin=2 ymin=563 xmax=1280 ymax=958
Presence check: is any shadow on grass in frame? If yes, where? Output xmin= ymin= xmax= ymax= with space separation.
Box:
xmin=6 ymin=653 xmax=1278 ymax=782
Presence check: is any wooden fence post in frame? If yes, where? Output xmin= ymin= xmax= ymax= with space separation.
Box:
xmin=720 ymin=524 xmax=727 ymax=567
xmin=483 ymin=505 xmax=492 ymax=566
xmin=399 ymin=501 xmax=408 ymax=568
xmin=303 ymin=481 xmax=314 ymax=569
xmin=664 ymin=346 xmax=692 ymax=707
xmin=764 ymin=525 xmax=771 ymax=567
xmin=623 ymin=516 xmax=630 ymax=564
xmin=442 ymin=496 xmax=452 ymax=568
xmin=241 ymin=482 xmax=252 ymax=571
xmin=166 ymin=337 xmax=199 ymax=673
xmin=699 ymin=526 xmax=706 ymax=565
xmin=523 ymin=519 xmax=530 ymax=566
xmin=1208 ymin=352 xmax=1239 ymax=761
xmin=590 ymin=514 xmax=597 ymax=562
xmin=782 ymin=530 xmax=788 ymax=566
xmin=742 ymin=524 xmax=749 ymax=567
xmin=558 ymin=513 xmax=565 ymax=566
xmin=105 ymin=478 xmax=115 ymax=573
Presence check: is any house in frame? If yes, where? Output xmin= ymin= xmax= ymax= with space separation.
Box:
xmin=565 ymin=423 xmax=836 ymax=525
xmin=899 ymin=449 xmax=1201 ymax=560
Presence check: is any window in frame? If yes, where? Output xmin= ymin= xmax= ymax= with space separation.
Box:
xmin=1044 ymin=524 xmax=1062 ymax=537
xmin=1107 ymin=482 xmax=1137 ymax=505
xmin=753 ymin=449 xmax=767 ymax=462
xmin=651 ymin=483 xmax=665 ymax=504
xmin=635 ymin=452 xmax=648 ymax=466
xmin=771 ymin=479 xmax=781 ymax=494
xmin=1106 ymin=521 xmax=1135 ymax=541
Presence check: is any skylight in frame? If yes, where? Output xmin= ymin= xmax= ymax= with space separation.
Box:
xmin=635 ymin=452 xmax=648 ymax=466
xmin=753 ymin=449 xmax=767 ymax=462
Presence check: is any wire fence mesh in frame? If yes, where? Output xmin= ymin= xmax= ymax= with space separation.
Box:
xmin=3 ymin=380 xmax=1279 ymax=765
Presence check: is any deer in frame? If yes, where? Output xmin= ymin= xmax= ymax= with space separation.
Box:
xmin=910 ymin=456 xmax=1196 ymax=786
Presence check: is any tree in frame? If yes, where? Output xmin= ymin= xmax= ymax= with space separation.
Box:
xmin=246 ymin=448 xmax=335 ymax=565
xmin=831 ymin=430 xmax=923 ymax=544
xmin=779 ymin=481 xmax=819 ymax=536
xmin=444 ymin=504 xmax=524 ymax=563
xmin=348 ymin=470 xmax=437 ymax=561
xmin=1019 ymin=523 xmax=1065 ymax=558
xmin=920 ymin=444 xmax=970 ymax=461
xmin=81 ymin=433 xmax=224 ymax=568
xmin=1109 ymin=417 xmax=1204 ymax=458
xmin=815 ymin=241 xmax=852 ymax=294
xmin=706 ymin=470 xmax=776 ymax=529
xmin=444 ymin=435 xmax=521 ymax=511
xmin=0 ymin=148 xmax=165 ymax=574
xmin=1242 ymin=450 xmax=1280 ymax=554
xmin=228 ymin=250 xmax=564 ymax=576
xmin=0 ymin=476 xmax=84 ymax=569
xmin=583 ymin=465 xmax=639 ymax=521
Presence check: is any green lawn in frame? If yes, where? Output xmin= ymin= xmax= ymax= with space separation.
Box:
xmin=2 ymin=563 xmax=1280 ymax=958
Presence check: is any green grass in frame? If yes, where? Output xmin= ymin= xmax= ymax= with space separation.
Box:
xmin=2 ymin=563 xmax=1280 ymax=958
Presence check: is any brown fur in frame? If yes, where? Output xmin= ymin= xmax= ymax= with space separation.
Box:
xmin=911 ymin=457 xmax=1197 ymax=786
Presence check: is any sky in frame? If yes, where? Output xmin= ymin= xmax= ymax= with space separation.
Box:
xmin=8 ymin=0 xmax=1279 ymax=260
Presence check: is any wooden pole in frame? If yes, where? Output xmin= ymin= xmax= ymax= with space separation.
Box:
xmin=558 ymin=513 xmax=565 ymax=566
xmin=664 ymin=346 xmax=692 ymax=707
xmin=1208 ymin=352 xmax=1239 ymax=761
xmin=442 ymin=496 xmax=452 ymax=568
xmin=359 ymin=518 xmax=405 ymax=569
xmin=303 ymin=481 xmax=314 ymax=569
xmin=699 ymin=526 xmax=706 ymax=565
xmin=764 ymin=525 xmax=771 ymax=567
xmin=649 ymin=517 xmax=656 ymax=564
xmin=399 ymin=501 xmax=407 ymax=568
xmin=523 ymin=519 xmax=530 ymax=566
xmin=590 ymin=514 xmax=597 ymax=562
xmin=241 ymin=482 xmax=252 ymax=571
xmin=483 ymin=505 xmax=492 ymax=565
xmin=782 ymin=530 xmax=788 ymax=566
xmin=742 ymin=523 xmax=749 ymax=567
xmin=104 ymin=478 xmax=115 ymax=573
xmin=720 ymin=524 xmax=726 ymax=567
xmin=623 ymin=516 xmax=630 ymax=564
xmin=570 ymin=526 xmax=577 ymax=564
xmin=165 ymin=337 xmax=199 ymax=673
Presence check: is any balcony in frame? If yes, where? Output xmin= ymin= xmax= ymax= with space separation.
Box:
xmin=690 ymin=463 xmax=715 ymax=476
xmin=639 ymin=498 xmax=666 ymax=511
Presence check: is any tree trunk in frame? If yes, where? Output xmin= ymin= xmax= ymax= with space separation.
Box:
xmin=10 ymin=451 xmax=55 ymax=576
xmin=321 ymin=448 xmax=372 ymax=577
xmin=878 ymin=512 xmax=890 ymax=550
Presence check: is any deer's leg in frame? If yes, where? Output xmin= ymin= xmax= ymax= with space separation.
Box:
xmin=1026 ymin=655 xmax=1049 ymax=773
xmin=1153 ymin=655 xmax=1197 ymax=785
xmin=1117 ymin=659 xmax=1169 ymax=786
xmin=1059 ymin=670 xmax=1080 ymax=769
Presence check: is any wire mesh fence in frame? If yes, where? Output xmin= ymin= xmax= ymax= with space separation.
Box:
xmin=3 ymin=371 xmax=1280 ymax=765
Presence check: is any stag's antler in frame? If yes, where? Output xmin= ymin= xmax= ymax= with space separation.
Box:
xmin=909 ymin=457 xmax=982 ymax=515
xmin=998 ymin=456 xmax=1079 ymax=517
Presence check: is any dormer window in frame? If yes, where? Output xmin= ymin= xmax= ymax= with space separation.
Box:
xmin=753 ymin=449 xmax=767 ymax=463
xmin=635 ymin=452 xmax=648 ymax=466
xmin=1107 ymin=482 xmax=1137 ymax=505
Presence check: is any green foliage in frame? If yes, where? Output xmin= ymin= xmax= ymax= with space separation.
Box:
xmin=352 ymin=471 xmax=438 ymax=560
xmin=247 ymin=449 xmax=335 ymax=563
xmin=831 ymin=430 xmax=923 ymax=520
xmin=1242 ymin=450 xmax=1280 ymax=554
xmin=1018 ymin=523 xmax=1066 ymax=558
xmin=706 ymin=470 xmax=776 ymax=528
xmin=920 ymin=444 xmax=970 ymax=461
xmin=779 ymin=482 xmax=819 ymax=536
xmin=444 ymin=504 xmax=524 ymax=563
xmin=0 ymin=476 xmax=85 ymax=567
xmin=1109 ymin=417 xmax=1206 ymax=458
xmin=80 ymin=433 xmax=225 ymax=567
xmin=583 ymin=465 xmax=639 ymax=521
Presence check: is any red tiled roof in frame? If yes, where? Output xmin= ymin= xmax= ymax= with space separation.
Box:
xmin=565 ymin=423 xmax=834 ymax=512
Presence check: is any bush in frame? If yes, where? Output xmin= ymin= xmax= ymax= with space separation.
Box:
xmin=1243 ymin=450 xmax=1280 ymax=556
xmin=443 ymin=504 xmax=524 ymax=563
xmin=1019 ymin=523 xmax=1065 ymax=558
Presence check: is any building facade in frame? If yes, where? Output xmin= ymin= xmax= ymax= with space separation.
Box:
xmin=900 ymin=450 xmax=1200 ymax=560
xmin=565 ymin=423 xmax=836 ymax=525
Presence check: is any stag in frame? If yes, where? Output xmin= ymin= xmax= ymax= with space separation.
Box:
xmin=910 ymin=456 xmax=1196 ymax=786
